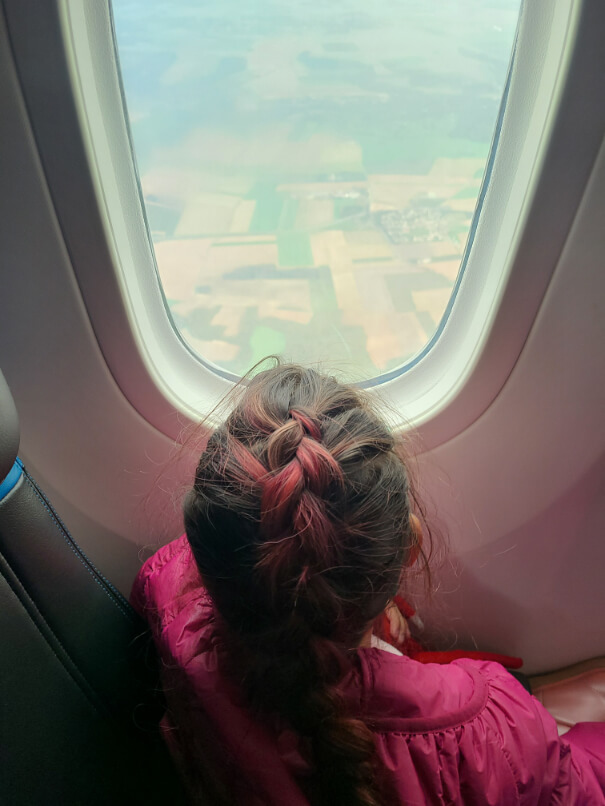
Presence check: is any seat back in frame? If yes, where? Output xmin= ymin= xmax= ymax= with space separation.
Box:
xmin=0 ymin=369 xmax=186 ymax=805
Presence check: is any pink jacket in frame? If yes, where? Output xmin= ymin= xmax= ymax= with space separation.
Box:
xmin=132 ymin=535 xmax=605 ymax=805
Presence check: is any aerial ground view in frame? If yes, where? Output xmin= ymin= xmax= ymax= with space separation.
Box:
xmin=113 ymin=0 xmax=521 ymax=380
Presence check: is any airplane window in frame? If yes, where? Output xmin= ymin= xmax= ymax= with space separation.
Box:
xmin=112 ymin=0 xmax=521 ymax=381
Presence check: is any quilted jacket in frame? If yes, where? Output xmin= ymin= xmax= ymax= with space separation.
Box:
xmin=132 ymin=535 xmax=605 ymax=805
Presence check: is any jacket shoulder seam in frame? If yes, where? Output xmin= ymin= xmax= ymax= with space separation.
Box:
xmin=369 ymin=664 xmax=490 ymax=735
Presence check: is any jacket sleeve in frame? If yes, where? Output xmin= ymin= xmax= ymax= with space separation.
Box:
xmin=465 ymin=660 xmax=605 ymax=804
xmin=129 ymin=557 xmax=149 ymax=618
xmin=129 ymin=535 xmax=193 ymax=636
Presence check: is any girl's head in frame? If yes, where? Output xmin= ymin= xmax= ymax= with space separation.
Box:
xmin=184 ymin=363 xmax=429 ymax=804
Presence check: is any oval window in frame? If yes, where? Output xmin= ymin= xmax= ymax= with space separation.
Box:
xmin=113 ymin=0 xmax=522 ymax=380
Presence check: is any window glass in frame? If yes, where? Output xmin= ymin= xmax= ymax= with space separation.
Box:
xmin=112 ymin=0 xmax=521 ymax=380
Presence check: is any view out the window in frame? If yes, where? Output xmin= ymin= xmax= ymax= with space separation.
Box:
xmin=113 ymin=0 xmax=521 ymax=380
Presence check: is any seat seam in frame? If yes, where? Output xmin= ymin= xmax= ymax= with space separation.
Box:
xmin=0 ymin=548 xmax=111 ymax=719
xmin=22 ymin=470 xmax=135 ymax=622
xmin=23 ymin=468 xmax=132 ymax=611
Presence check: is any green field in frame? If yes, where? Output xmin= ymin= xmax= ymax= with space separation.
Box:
xmin=277 ymin=233 xmax=314 ymax=267
xmin=249 ymin=184 xmax=283 ymax=233
xmin=279 ymin=197 xmax=300 ymax=230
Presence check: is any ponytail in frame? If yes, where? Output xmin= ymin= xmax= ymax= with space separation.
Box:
xmin=232 ymin=625 xmax=382 ymax=806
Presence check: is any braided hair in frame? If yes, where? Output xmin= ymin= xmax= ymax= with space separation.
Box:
xmin=183 ymin=364 xmax=426 ymax=805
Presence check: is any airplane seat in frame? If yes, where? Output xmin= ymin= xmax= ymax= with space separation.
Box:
xmin=531 ymin=659 xmax=605 ymax=736
xmin=0 ymin=368 xmax=187 ymax=806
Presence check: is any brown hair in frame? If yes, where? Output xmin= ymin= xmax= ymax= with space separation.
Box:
xmin=183 ymin=363 xmax=430 ymax=805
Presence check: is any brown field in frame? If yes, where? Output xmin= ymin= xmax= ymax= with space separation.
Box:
xmin=154 ymin=238 xmax=212 ymax=300
xmin=206 ymin=242 xmax=279 ymax=274
xmin=412 ymin=288 xmax=453 ymax=326
xmin=294 ymin=199 xmax=334 ymax=230
xmin=230 ymin=200 xmax=256 ymax=233
xmin=175 ymin=192 xmax=241 ymax=236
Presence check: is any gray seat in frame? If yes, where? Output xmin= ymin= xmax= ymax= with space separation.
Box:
xmin=0 ymin=369 xmax=186 ymax=805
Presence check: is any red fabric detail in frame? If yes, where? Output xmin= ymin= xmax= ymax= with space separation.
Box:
xmin=411 ymin=650 xmax=523 ymax=669
xmin=382 ymin=596 xmax=523 ymax=670
xmin=393 ymin=595 xmax=416 ymax=619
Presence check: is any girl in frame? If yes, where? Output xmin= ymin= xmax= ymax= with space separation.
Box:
xmin=132 ymin=363 xmax=605 ymax=805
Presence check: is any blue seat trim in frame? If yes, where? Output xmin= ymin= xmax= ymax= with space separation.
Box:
xmin=0 ymin=457 xmax=23 ymax=502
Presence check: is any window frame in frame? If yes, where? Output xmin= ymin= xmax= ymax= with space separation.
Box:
xmin=5 ymin=0 xmax=598 ymax=448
